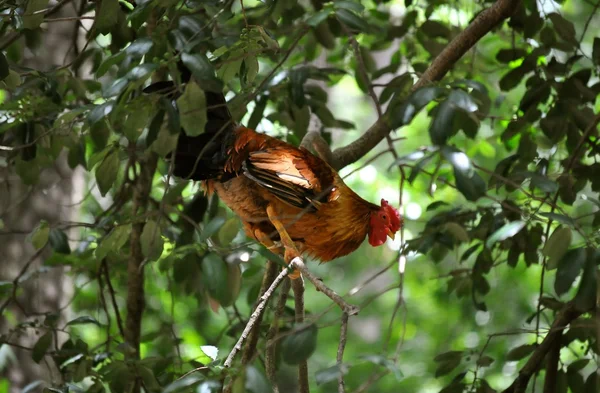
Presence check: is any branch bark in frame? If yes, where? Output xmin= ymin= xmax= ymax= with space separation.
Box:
xmin=125 ymin=152 xmax=157 ymax=393
xmin=501 ymin=302 xmax=583 ymax=393
xmin=266 ymin=278 xmax=291 ymax=392
xmin=241 ymin=260 xmax=279 ymax=366
xmin=292 ymin=278 xmax=310 ymax=393
xmin=331 ymin=0 xmax=522 ymax=170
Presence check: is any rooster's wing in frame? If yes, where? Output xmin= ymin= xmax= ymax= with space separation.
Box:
xmin=243 ymin=148 xmax=336 ymax=210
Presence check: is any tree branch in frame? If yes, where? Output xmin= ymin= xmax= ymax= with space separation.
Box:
xmin=293 ymin=259 xmax=359 ymax=315
xmin=336 ymin=312 xmax=349 ymax=393
xmin=125 ymin=151 xmax=158 ymax=393
xmin=241 ymin=260 xmax=279 ymax=365
xmin=266 ymin=278 xmax=291 ymax=392
xmin=501 ymin=302 xmax=583 ymax=393
xmin=224 ymin=263 xmax=293 ymax=368
xmin=542 ymin=330 xmax=562 ymax=393
xmin=292 ymin=278 xmax=310 ymax=393
xmin=331 ymin=0 xmax=522 ymax=170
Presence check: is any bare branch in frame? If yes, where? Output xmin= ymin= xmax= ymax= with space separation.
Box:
xmin=224 ymin=263 xmax=294 ymax=368
xmin=102 ymin=259 xmax=126 ymax=339
xmin=337 ymin=313 xmax=349 ymax=393
xmin=300 ymin=131 xmax=337 ymax=168
xmin=501 ymin=302 xmax=584 ymax=393
xmin=266 ymin=278 xmax=291 ymax=392
xmin=241 ymin=260 xmax=279 ymax=365
xmin=293 ymin=259 xmax=359 ymax=316
xmin=292 ymin=278 xmax=310 ymax=393
xmin=332 ymin=0 xmax=522 ymax=169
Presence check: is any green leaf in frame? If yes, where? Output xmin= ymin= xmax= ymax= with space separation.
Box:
xmin=202 ymin=253 xmax=229 ymax=306
xmin=181 ymin=52 xmax=221 ymax=92
xmin=281 ymin=323 xmax=318 ymax=365
xmin=506 ymin=343 xmax=536 ymax=361
xmin=163 ymin=374 xmax=203 ymax=393
xmin=496 ymin=48 xmax=527 ymax=63
xmin=217 ymin=58 xmax=242 ymax=85
xmin=435 ymin=356 xmax=461 ymax=377
xmin=486 ymin=221 xmax=526 ymax=249
xmin=315 ymin=364 xmax=347 ymax=386
xmin=334 ymin=0 xmax=364 ymax=12
xmin=476 ymin=356 xmax=494 ymax=367
xmin=198 ymin=217 xmax=225 ymax=243
xmin=177 ymin=81 xmax=207 ymax=137
xmin=391 ymin=86 xmax=445 ymax=129
xmin=359 ymin=355 xmax=403 ymax=380
xmin=548 ymin=13 xmax=576 ymax=45
xmin=200 ymin=345 xmax=218 ymax=361
xmin=420 ymin=20 xmax=451 ymax=39
xmin=95 ymin=149 xmax=119 ymax=197
xmin=567 ymin=359 xmax=590 ymax=373
xmin=218 ymin=218 xmax=239 ymax=246
xmin=573 ymin=250 xmax=598 ymax=311
xmin=2 ymin=70 xmax=22 ymax=90
xmin=95 ymin=224 xmax=132 ymax=260
xmin=0 ymin=52 xmax=9 ymax=81
xmin=140 ymin=220 xmax=164 ymax=261
xmin=48 ymin=228 xmax=71 ymax=254
xmin=245 ymin=55 xmax=259 ymax=84
xmin=23 ymin=0 xmax=49 ymax=30
xmin=306 ymin=9 xmax=331 ymax=27
xmin=125 ymin=37 xmax=154 ymax=57
xmin=95 ymin=0 xmax=119 ymax=35
xmin=429 ymin=99 xmax=455 ymax=145
xmin=444 ymin=222 xmax=469 ymax=243
xmin=30 ymin=220 xmax=50 ymax=250
xmin=96 ymin=51 xmax=126 ymax=78
xmin=554 ymin=248 xmax=586 ymax=296
xmin=499 ymin=66 xmax=527 ymax=91
xmin=488 ymin=154 xmax=519 ymax=190
xmin=335 ymin=9 xmax=370 ymax=32
xmin=442 ymin=147 xmax=486 ymax=201
xmin=66 ymin=316 xmax=102 ymax=327
xmin=539 ymin=212 xmax=575 ymax=227
xmin=32 ymin=332 xmax=52 ymax=363
xmin=543 ymin=227 xmax=572 ymax=270
xmin=593 ymin=37 xmax=600 ymax=65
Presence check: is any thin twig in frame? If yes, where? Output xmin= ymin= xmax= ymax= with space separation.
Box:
xmin=332 ymin=0 xmax=522 ymax=169
xmin=336 ymin=312 xmax=349 ymax=393
xmin=292 ymin=278 xmax=310 ymax=393
xmin=501 ymin=302 xmax=584 ymax=393
xmin=266 ymin=278 xmax=291 ymax=392
xmin=293 ymin=259 xmax=359 ymax=316
xmin=241 ymin=260 xmax=279 ymax=365
xmin=224 ymin=262 xmax=294 ymax=367
xmin=0 ymin=246 xmax=45 ymax=316
xmin=102 ymin=260 xmax=126 ymax=339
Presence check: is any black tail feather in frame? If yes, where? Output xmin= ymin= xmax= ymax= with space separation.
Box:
xmin=143 ymin=61 xmax=236 ymax=181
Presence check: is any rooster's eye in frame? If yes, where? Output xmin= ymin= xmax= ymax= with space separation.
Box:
xmin=382 ymin=215 xmax=387 ymax=219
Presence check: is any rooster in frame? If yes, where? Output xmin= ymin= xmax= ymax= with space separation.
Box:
xmin=151 ymin=81 xmax=402 ymax=277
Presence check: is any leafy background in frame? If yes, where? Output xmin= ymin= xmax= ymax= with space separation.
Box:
xmin=0 ymin=0 xmax=599 ymax=393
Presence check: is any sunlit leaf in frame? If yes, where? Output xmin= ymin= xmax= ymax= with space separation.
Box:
xmin=543 ymin=227 xmax=572 ymax=270
xmin=485 ymin=221 xmax=525 ymax=249
xmin=177 ymin=81 xmax=207 ymax=137
xmin=506 ymin=343 xmax=536 ymax=361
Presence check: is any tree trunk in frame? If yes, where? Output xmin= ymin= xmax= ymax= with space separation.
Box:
xmin=0 ymin=1 xmax=84 ymax=391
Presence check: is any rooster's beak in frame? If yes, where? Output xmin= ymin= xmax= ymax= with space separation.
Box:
xmin=387 ymin=229 xmax=395 ymax=240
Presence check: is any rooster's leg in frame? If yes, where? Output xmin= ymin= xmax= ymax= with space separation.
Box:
xmin=253 ymin=228 xmax=283 ymax=255
xmin=265 ymin=205 xmax=302 ymax=279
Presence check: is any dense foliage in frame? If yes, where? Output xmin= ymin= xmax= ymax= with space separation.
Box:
xmin=0 ymin=0 xmax=599 ymax=392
